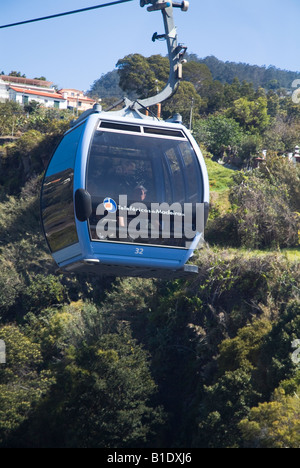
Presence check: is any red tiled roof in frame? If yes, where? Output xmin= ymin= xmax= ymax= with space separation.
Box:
xmin=1 ymin=75 xmax=53 ymax=87
xmin=9 ymin=86 xmax=65 ymax=100
xmin=67 ymin=96 xmax=96 ymax=103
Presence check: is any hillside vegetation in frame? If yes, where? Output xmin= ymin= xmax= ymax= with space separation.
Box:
xmin=0 ymin=57 xmax=299 ymax=448
xmin=89 ymin=54 xmax=300 ymax=101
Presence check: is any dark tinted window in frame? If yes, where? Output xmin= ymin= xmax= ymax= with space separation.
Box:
xmin=87 ymin=130 xmax=156 ymax=203
xmin=179 ymin=141 xmax=201 ymax=202
xmin=41 ymin=124 xmax=84 ymax=252
xmin=143 ymin=127 xmax=184 ymax=138
xmin=100 ymin=121 xmax=141 ymax=132
xmin=86 ymin=129 xmax=203 ymax=248
xmin=164 ymin=146 xmax=185 ymax=203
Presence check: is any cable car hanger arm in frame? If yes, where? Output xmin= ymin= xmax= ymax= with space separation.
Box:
xmin=128 ymin=1 xmax=189 ymax=113
xmin=70 ymin=0 xmax=189 ymax=124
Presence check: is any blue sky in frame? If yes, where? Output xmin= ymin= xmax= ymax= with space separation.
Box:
xmin=1 ymin=0 xmax=299 ymax=91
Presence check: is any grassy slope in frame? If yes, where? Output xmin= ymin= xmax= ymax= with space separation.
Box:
xmin=205 ymin=158 xmax=236 ymax=192
xmin=205 ymin=158 xmax=235 ymax=214
xmin=205 ymin=157 xmax=300 ymax=262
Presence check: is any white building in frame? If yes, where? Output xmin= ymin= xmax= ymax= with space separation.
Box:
xmin=0 ymin=78 xmax=8 ymax=102
xmin=0 ymin=76 xmax=97 ymax=112
xmin=0 ymin=75 xmax=67 ymax=109
xmin=59 ymin=89 xmax=96 ymax=112
xmin=8 ymin=85 xmax=67 ymax=109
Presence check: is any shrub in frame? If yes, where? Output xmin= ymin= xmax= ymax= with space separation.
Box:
xmin=229 ymin=172 xmax=300 ymax=249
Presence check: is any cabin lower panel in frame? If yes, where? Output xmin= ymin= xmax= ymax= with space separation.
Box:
xmin=62 ymin=260 xmax=198 ymax=279
xmin=51 ymin=240 xmax=197 ymax=279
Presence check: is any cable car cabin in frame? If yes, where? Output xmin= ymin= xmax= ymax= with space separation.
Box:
xmin=40 ymin=110 xmax=209 ymax=278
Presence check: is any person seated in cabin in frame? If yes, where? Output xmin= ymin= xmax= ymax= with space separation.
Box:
xmin=133 ymin=184 xmax=147 ymax=202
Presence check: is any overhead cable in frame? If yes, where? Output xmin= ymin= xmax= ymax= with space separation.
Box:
xmin=0 ymin=0 xmax=134 ymax=29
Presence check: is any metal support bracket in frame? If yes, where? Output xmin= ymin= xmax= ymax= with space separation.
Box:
xmin=111 ymin=0 xmax=189 ymax=118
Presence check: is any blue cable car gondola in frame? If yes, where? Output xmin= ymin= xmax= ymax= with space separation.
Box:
xmin=40 ymin=1 xmax=210 ymax=279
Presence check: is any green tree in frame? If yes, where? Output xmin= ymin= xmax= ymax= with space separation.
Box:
xmin=267 ymin=90 xmax=280 ymax=117
xmin=229 ymin=171 xmax=300 ymax=249
xmin=161 ymin=81 xmax=202 ymax=125
xmin=204 ymin=80 xmax=225 ymax=113
xmin=240 ymin=80 xmax=256 ymax=100
xmin=223 ymin=77 xmax=243 ymax=107
xmin=8 ymin=71 xmax=26 ymax=78
xmin=21 ymin=274 xmax=67 ymax=313
xmin=193 ymin=115 xmax=244 ymax=159
xmin=196 ymin=369 xmax=261 ymax=448
xmin=27 ymin=326 xmax=164 ymax=447
xmin=183 ymin=61 xmax=212 ymax=93
xmin=14 ymin=300 xmax=164 ymax=448
xmin=0 ymin=263 xmax=22 ymax=313
xmin=237 ymin=133 xmax=262 ymax=162
xmin=88 ymin=69 xmax=124 ymax=100
xmin=217 ymin=319 xmax=272 ymax=375
xmin=13 ymin=129 xmax=44 ymax=156
xmin=147 ymin=54 xmax=169 ymax=83
xmin=239 ymin=387 xmax=300 ymax=448
xmin=227 ymin=96 xmax=270 ymax=134
xmin=0 ymin=325 xmax=53 ymax=447
xmin=24 ymin=100 xmax=42 ymax=115
xmin=283 ymin=98 xmax=300 ymax=120
xmin=255 ymin=154 xmax=300 ymax=212
xmin=117 ymin=53 xmax=159 ymax=99
xmin=0 ymin=101 xmax=26 ymax=136
xmin=255 ymin=299 xmax=300 ymax=398
xmin=194 ymin=319 xmax=273 ymax=447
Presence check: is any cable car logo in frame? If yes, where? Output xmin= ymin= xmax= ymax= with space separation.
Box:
xmin=103 ymin=197 xmax=117 ymax=213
